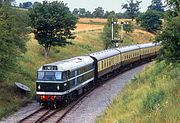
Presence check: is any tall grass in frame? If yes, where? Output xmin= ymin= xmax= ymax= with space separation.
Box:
xmin=96 ymin=61 xmax=180 ymax=123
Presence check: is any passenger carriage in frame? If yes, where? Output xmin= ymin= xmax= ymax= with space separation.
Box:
xmin=89 ymin=49 xmax=120 ymax=79
xmin=116 ymin=45 xmax=140 ymax=66
xmin=138 ymin=43 xmax=157 ymax=60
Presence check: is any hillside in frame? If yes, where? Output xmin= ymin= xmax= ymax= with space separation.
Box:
xmin=77 ymin=18 xmax=155 ymax=45
xmin=120 ymin=29 xmax=155 ymax=46
xmin=96 ymin=61 xmax=180 ymax=123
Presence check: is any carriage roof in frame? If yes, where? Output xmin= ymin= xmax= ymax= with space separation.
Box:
xmin=89 ymin=49 xmax=120 ymax=61
xmin=116 ymin=45 xmax=140 ymax=53
xmin=138 ymin=42 xmax=156 ymax=48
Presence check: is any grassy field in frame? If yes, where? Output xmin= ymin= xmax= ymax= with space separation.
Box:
xmin=79 ymin=18 xmax=133 ymax=24
xmin=96 ymin=61 xmax=180 ymax=123
xmin=75 ymin=23 xmax=104 ymax=32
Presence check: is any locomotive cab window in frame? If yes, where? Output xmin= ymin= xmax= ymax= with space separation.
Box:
xmin=55 ymin=72 xmax=62 ymax=80
xmin=37 ymin=71 xmax=65 ymax=81
xmin=37 ymin=72 xmax=44 ymax=80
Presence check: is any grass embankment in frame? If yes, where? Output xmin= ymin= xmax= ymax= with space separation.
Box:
xmin=120 ymin=29 xmax=155 ymax=46
xmin=0 ymin=30 xmax=104 ymax=119
xmin=96 ymin=61 xmax=180 ymax=123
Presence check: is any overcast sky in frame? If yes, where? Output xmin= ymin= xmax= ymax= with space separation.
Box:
xmin=15 ymin=0 xmax=166 ymax=12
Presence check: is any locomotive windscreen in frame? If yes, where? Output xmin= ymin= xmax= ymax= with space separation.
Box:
xmin=37 ymin=71 xmax=62 ymax=81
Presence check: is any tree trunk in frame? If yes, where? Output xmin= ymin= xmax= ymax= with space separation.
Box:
xmin=44 ymin=46 xmax=49 ymax=58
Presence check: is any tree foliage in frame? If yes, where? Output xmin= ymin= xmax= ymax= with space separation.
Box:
xmin=156 ymin=15 xmax=180 ymax=62
xmin=166 ymin=0 xmax=180 ymax=12
xmin=29 ymin=1 xmax=78 ymax=57
xmin=154 ymin=0 xmax=180 ymax=63
xmin=79 ymin=8 xmax=86 ymax=17
xmin=92 ymin=7 xmax=104 ymax=18
xmin=72 ymin=8 xmax=79 ymax=17
xmin=122 ymin=0 xmax=142 ymax=21
xmin=0 ymin=1 xmax=28 ymax=80
xmin=104 ymin=11 xmax=116 ymax=18
xmin=148 ymin=0 xmax=164 ymax=12
xmin=102 ymin=17 xmax=119 ymax=49
xmin=71 ymin=7 xmax=139 ymax=19
xmin=85 ymin=10 xmax=93 ymax=18
xmin=165 ymin=0 xmax=180 ymax=18
xmin=123 ymin=23 xmax=134 ymax=33
xmin=137 ymin=10 xmax=162 ymax=33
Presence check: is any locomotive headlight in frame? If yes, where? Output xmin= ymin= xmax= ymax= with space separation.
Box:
xmin=64 ymin=83 xmax=67 ymax=86
xmin=57 ymin=85 xmax=60 ymax=90
xmin=38 ymin=85 xmax=41 ymax=90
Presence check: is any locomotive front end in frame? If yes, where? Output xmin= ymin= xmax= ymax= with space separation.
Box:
xmin=36 ymin=65 xmax=69 ymax=108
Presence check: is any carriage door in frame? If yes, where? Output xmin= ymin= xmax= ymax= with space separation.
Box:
xmin=74 ymin=70 xmax=78 ymax=86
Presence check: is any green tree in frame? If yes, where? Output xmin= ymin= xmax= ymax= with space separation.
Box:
xmin=79 ymin=8 xmax=86 ymax=18
xmin=137 ymin=10 xmax=162 ymax=33
xmin=85 ymin=11 xmax=93 ymax=18
xmin=156 ymin=15 xmax=180 ymax=62
xmin=29 ymin=1 xmax=78 ymax=57
xmin=104 ymin=11 xmax=110 ymax=18
xmin=122 ymin=0 xmax=142 ymax=21
xmin=166 ymin=0 xmax=180 ymax=12
xmin=165 ymin=0 xmax=180 ymax=18
xmin=72 ymin=8 xmax=79 ymax=17
xmin=92 ymin=7 xmax=104 ymax=18
xmin=148 ymin=0 xmax=164 ymax=12
xmin=0 ymin=1 xmax=28 ymax=80
xmin=102 ymin=17 xmax=119 ymax=49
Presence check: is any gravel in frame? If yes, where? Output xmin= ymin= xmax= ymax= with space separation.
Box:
xmin=0 ymin=101 xmax=39 ymax=123
xmin=1 ymin=64 xmax=147 ymax=123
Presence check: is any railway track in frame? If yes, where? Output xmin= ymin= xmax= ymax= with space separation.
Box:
xmin=18 ymin=86 xmax=95 ymax=123
xmin=18 ymin=107 xmax=50 ymax=123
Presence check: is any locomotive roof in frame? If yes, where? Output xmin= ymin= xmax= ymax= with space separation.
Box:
xmin=38 ymin=56 xmax=94 ymax=71
xmin=116 ymin=45 xmax=140 ymax=53
xmin=89 ymin=49 xmax=120 ymax=61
